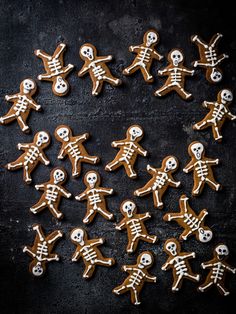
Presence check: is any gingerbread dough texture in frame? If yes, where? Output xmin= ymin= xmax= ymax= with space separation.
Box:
xmin=54 ymin=125 xmax=100 ymax=177
xmin=134 ymin=155 xmax=180 ymax=209
xmin=30 ymin=167 xmax=72 ymax=219
xmin=183 ymin=141 xmax=221 ymax=196
xmin=191 ymin=33 xmax=228 ymax=83
xmin=34 ymin=43 xmax=74 ymax=96
xmin=163 ymin=194 xmax=213 ymax=243
xmin=115 ymin=200 xmax=157 ymax=253
xmin=155 ymin=48 xmax=194 ymax=100
xmin=78 ymin=43 xmax=122 ymax=96
xmin=193 ymin=89 xmax=235 ymax=141
xmin=0 ymin=78 xmax=40 ymax=133
xmin=5 ymin=131 xmax=50 ymax=184
xmin=75 ymin=170 xmax=114 ymax=224
xmin=123 ymin=29 xmax=163 ymax=83
xmin=23 ymin=224 xmax=63 ymax=277
xmin=105 ymin=125 xmax=147 ymax=179
xmin=198 ymin=244 xmax=236 ymax=296
xmin=113 ymin=251 xmax=156 ymax=305
xmin=70 ymin=227 xmax=115 ymax=279
xmin=162 ymin=238 xmax=200 ymax=292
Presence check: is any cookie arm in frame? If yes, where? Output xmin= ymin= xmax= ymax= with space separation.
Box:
xmin=98 ymin=55 xmax=113 ymax=63
xmin=153 ymin=50 xmax=163 ymax=60
xmin=78 ymin=64 xmax=89 ymax=77
xmin=38 ymin=152 xmax=50 ymax=165
xmin=225 ymin=264 xmax=236 ymax=273
xmin=75 ymin=191 xmax=87 ymax=201
xmin=5 ymin=94 xmax=19 ymax=102
xmin=97 ymin=187 xmax=113 ymax=195
xmin=89 ymin=238 xmax=104 ymax=246
xmin=75 ymin=133 xmax=89 ymax=143
xmin=122 ymin=265 xmax=135 ymax=272
xmin=161 ymin=261 xmax=171 ymax=271
xmin=202 ymin=101 xmax=214 ymax=109
xmin=138 ymin=212 xmax=151 ymax=221
xmin=136 ymin=143 xmax=148 ymax=156
xmin=146 ymin=164 xmax=157 ymax=175
xmin=72 ymin=249 xmax=82 ymax=262
xmin=181 ymin=67 xmax=194 ymax=75
xmin=206 ymin=158 xmax=219 ymax=165
xmin=111 ymin=140 xmax=126 ymax=148
xmin=168 ymin=175 xmax=181 ymax=187
xmin=226 ymin=111 xmax=236 ymax=120
xmin=115 ymin=218 xmax=126 ymax=230
xmin=158 ymin=68 xmax=169 ymax=76
xmin=183 ymin=161 xmax=194 ymax=173
xmin=57 ymin=146 xmax=67 ymax=159
xmin=145 ymin=273 xmax=157 ymax=282
xmin=201 ymin=259 xmax=215 ymax=269
xmin=58 ymin=186 xmax=72 ymax=198
xmin=35 ymin=183 xmax=46 ymax=191
xmin=129 ymin=45 xmax=141 ymax=53
xmin=17 ymin=143 xmax=30 ymax=150
xmin=184 ymin=252 xmax=196 ymax=260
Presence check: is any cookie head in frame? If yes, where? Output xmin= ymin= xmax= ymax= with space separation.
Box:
xmin=197 ymin=227 xmax=213 ymax=243
xmin=169 ymin=49 xmax=184 ymax=66
xmin=51 ymin=167 xmax=66 ymax=184
xmin=121 ymin=200 xmax=136 ymax=218
xmin=84 ymin=170 xmax=100 ymax=188
xmin=189 ymin=141 xmax=205 ymax=160
xmin=137 ymin=251 xmax=154 ymax=269
xmin=70 ymin=228 xmax=86 ymax=245
xmin=80 ymin=44 xmax=96 ymax=61
xmin=163 ymin=156 xmax=178 ymax=173
xmin=208 ymin=67 xmax=222 ymax=83
xmin=215 ymin=244 xmax=229 ymax=261
xmin=164 ymin=239 xmax=180 ymax=256
xmin=34 ymin=131 xmax=50 ymax=147
xmin=127 ymin=125 xmax=143 ymax=142
xmin=144 ymin=30 xmax=159 ymax=47
xmin=53 ymin=76 xmax=69 ymax=95
xmin=55 ymin=125 xmax=71 ymax=142
xmin=20 ymin=78 xmax=37 ymax=95
xmin=220 ymin=89 xmax=233 ymax=104
xmin=30 ymin=261 xmax=45 ymax=277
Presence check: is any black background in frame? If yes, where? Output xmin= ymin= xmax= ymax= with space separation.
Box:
xmin=0 ymin=0 xmax=236 ymax=313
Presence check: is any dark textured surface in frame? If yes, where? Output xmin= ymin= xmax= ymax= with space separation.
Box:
xmin=0 ymin=0 xmax=236 ymax=313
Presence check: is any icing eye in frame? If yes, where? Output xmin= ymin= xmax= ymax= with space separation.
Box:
xmin=198 ymin=146 xmax=201 ymax=150
xmin=57 ymin=85 xmax=61 ymax=89
xmin=173 ymin=55 xmax=176 ymax=58
xmin=125 ymin=205 xmax=128 ymax=209
xmin=62 ymin=84 xmax=65 ymax=87
xmin=93 ymin=176 xmax=96 ymax=180
xmin=129 ymin=203 xmax=132 ymax=207
xmin=193 ymin=148 xmax=196 ymax=151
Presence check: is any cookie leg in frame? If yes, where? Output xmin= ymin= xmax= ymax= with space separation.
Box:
xmin=140 ymin=66 xmax=153 ymax=82
xmin=0 ymin=110 xmax=17 ymax=125
xmin=141 ymin=234 xmax=157 ymax=244
xmin=123 ymin=61 xmax=139 ymax=75
xmin=23 ymin=165 xmax=32 ymax=183
xmin=83 ymin=264 xmax=95 ymax=278
xmin=103 ymin=74 xmax=121 ymax=86
xmin=172 ymin=274 xmax=183 ymax=291
xmin=72 ymin=158 xmax=81 ymax=177
xmin=192 ymin=179 xmax=204 ymax=196
xmin=127 ymin=237 xmax=138 ymax=253
xmin=92 ymin=80 xmax=103 ymax=96
xmin=193 ymin=119 xmax=208 ymax=130
xmin=205 ymin=177 xmax=220 ymax=191
xmin=47 ymin=230 xmax=63 ymax=244
xmin=17 ymin=115 xmax=30 ymax=133
xmin=212 ymin=124 xmax=223 ymax=141
xmin=134 ymin=184 xmax=152 ymax=197
xmin=217 ymin=283 xmax=230 ymax=296
xmin=83 ymin=209 xmax=96 ymax=224
xmin=153 ymin=190 xmax=163 ymax=208
xmin=49 ymin=204 xmax=63 ymax=219
xmin=113 ymin=283 xmax=127 ymax=295
xmin=174 ymin=85 xmax=192 ymax=100
xmin=6 ymin=157 xmax=24 ymax=170
xmin=97 ymin=206 xmax=113 ymax=220
xmin=95 ymin=257 xmax=114 ymax=266
xmin=30 ymin=197 xmax=47 ymax=214
xmin=123 ymin=162 xmax=137 ymax=179
xmin=105 ymin=158 xmax=121 ymax=171
xmin=154 ymin=84 xmax=173 ymax=97
xmin=180 ymin=229 xmax=193 ymax=241
xmin=198 ymin=281 xmax=213 ymax=292
xmin=82 ymin=155 xmax=99 ymax=164
xmin=130 ymin=288 xmax=141 ymax=305
xmin=185 ymin=272 xmax=200 ymax=282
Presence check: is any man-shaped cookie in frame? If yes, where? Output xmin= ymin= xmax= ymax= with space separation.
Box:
xmin=115 ymin=200 xmax=157 ymax=253
xmin=30 ymin=167 xmax=72 ymax=219
xmin=23 ymin=224 xmax=63 ymax=277
xmin=78 ymin=43 xmax=121 ymax=96
xmin=183 ymin=141 xmax=220 ymax=196
xmin=198 ymin=244 xmax=236 ymax=296
xmin=105 ymin=125 xmax=147 ymax=179
xmin=0 ymin=78 xmax=40 ymax=133
xmin=191 ymin=33 xmax=228 ymax=83
xmin=123 ymin=29 xmax=163 ymax=83
xmin=134 ymin=156 xmax=180 ymax=209
xmin=34 ymin=43 xmax=74 ymax=96
xmin=155 ymin=48 xmax=194 ymax=100
xmin=163 ymin=194 xmax=213 ymax=243
xmin=54 ymin=125 xmax=99 ymax=177
xmin=162 ymin=238 xmax=200 ymax=292
xmin=70 ymin=227 xmax=115 ymax=279
xmin=113 ymin=251 xmax=156 ymax=305
xmin=75 ymin=170 xmax=114 ymax=224
xmin=193 ymin=89 xmax=236 ymax=141
xmin=5 ymin=131 xmax=50 ymax=184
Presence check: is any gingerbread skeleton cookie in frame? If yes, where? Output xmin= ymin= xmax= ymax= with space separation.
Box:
xmin=183 ymin=141 xmax=221 ymax=196
xmin=55 ymin=125 xmax=99 ymax=177
xmin=5 ymin=131 xmax=50 ymax=184
xmin=115 ymin=200 xmax=157 ymax=253
xmin=198 ymin=244 xmax=236 ymax=296
xmin=70 ymin=227 xmax=115 ymax=279
xmin=75 ymin=170 xmax=114 ymax=224
xmin=191 ymin=33 xmax=228 ymax=83
xmin=134 ymin=156 xmax=180 ymax=209
xmin=0 ymin=79 xmax=40 ymax=133
xmin=78 ymin=43 xmax=122 ymax=96
xmin=105 ymin=125 xmax=147 ymax=179
xmin=162 ymin=238 xmax=200 ymax=292
xmin=123 ymin=29 xmax=163 ymax=83
xmin=193 ymin=89 xmax=236 ymax=141
xmin=163 ymin=195 xmax=213 ymax=243
xmin=155 ymin=48 xmax=194 ymax=100
xmin=34 ymin=43 xmax=74 ymax=96
xmin=30 ymin=167 xmax=72 ymax=219
xmin=113 ymin=251 xmax=156 ymax=305
xmin=23 ymin=224 xmax=63 ymax=277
